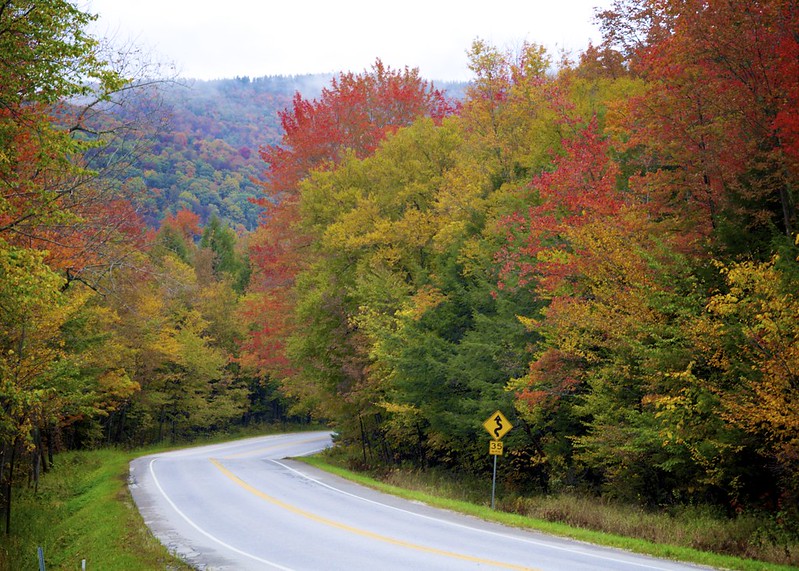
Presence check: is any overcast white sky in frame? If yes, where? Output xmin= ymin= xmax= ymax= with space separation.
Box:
xmin=83 ymin=0 xmax=611 ymax=82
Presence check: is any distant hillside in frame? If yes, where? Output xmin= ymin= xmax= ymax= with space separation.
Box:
xmin=125 ymin=75 xmax=466 ymax=231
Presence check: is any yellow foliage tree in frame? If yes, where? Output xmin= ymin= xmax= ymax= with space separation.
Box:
xmin=697 ymin=256 xmax=799 ymax=498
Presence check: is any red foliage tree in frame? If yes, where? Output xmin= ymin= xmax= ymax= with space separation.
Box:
xmin=497 ymin=116 xmax=623 ymax=292
xmin=258 ymin=59 xmax=454 ymax=199
xmin=0 ymin=103 xmax=147 ymax=288
xmin=161 ymin=208 xmax=202 ymax=241
xmin=496 ymin=116 xmax=630 ymax=405
xmin=772 ymin=2 xmax=799 ymax=173
xmin=615 ymin=0 xmax=799 ymax=242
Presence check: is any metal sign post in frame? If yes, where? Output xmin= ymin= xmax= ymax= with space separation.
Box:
xmin=491 ymin=453 xmax=498 ymax=509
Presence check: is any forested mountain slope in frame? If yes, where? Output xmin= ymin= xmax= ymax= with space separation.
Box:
xmin=127 ymin=75 xmax=325 ymax=229
xmin=126 ymin=76 xmax=466 ymax=230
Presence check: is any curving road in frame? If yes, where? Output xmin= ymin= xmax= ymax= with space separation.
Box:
xmin=129 ymin=431 xmax=709 ymax=570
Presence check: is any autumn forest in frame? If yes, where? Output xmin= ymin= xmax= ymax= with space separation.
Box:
xmin=2 ymin=0 xmax=799 ymax=561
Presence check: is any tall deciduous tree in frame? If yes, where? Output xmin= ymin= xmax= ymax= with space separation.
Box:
xmin=1 ymin=1 xmax=167 ymax=292
xmin=490 ymin=1 xmax=799 ymax=510
xmin=0 ymin=240 xmax=133 ymax=530
xmin=287 ymin=48 xmax=564 ymax=465
xmin=243 ymin=61 xmax=455 ymax=384
xmin=603 ymin=0 xmax=799 ymax=254
xmin=695 ymin=256 xmax=799 ymax=509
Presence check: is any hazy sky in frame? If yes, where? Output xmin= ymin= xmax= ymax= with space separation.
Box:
xmin=83 ymin=1 xmax=611 ymax=82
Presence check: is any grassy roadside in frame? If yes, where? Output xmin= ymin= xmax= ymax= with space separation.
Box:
xmin=0 ymin=447 xmax=192 ymax=571
xmin=299 ymin=456 xmax=799 ymax=571
xmin=0 ymin=424 xmax=312 ymax=571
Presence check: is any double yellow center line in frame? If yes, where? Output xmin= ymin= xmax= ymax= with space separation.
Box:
xmin=209 ymin=458 xmax=538 ymax=571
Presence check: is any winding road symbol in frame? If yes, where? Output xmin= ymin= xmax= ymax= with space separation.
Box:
xmin=483 ymin=410 xmax=512 ymax=440
xmin=493 ymin=415 xmax=503 ymax=438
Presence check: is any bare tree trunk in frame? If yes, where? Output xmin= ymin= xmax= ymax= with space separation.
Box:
xmin=32 ymin=427 xmax=41 ymax=494
xmin=46 ymin=424 xmax=56 ymax=468
xmin=779 ymin=180 xmax=794 ymax=237
xmin=358 ymin=415 xmax=368 ymax=465
xmin=5 ymin=437 xmax=18 ymax=535
xmin=118 ymin=407 xmax=128 ymax=444
xmin=416 ymin=423 xmax=426 ymax=468
xmin=0 ymin=441 xmax=7 ymax=535
xmin=158 ymin=407 xmax=166 ymax=442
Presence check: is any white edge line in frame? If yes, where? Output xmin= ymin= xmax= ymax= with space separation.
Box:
xmin=271 ymin=458 xmax=685 ymax=571
xmin=147 ymin=457 xmax=293 ymax=571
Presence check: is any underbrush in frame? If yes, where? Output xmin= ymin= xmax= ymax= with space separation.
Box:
xmin=499 ymin=494 xmax=798 ymax=567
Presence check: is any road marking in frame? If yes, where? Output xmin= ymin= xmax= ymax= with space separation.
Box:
xmin=222 ymin=435 xmax=331 ymax=459
xmin=210 ymin=457 xmax=539 ymax=571
xmin=271 ymin=459 xmax=688 ymax=571
xmin=147 ymin=458 xmax=293 ymax=570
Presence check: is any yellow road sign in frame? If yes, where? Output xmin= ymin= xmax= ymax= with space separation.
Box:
xmin=489 ymin=440 xmax=504 ymax=455
xmin=483 ymin=410 xmax=512 ymax=440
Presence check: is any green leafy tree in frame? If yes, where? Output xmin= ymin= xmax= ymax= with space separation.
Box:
xmin=200 ymin=215 xmax=251 ymax=292
xmin=0 ymin=241 xmax=108 ymax=531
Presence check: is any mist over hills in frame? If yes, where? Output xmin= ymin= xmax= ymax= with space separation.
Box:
xmin=127 ymin=74 xmax=466 ymax=231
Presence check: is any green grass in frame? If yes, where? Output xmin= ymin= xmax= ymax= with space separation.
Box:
xmin=0 ymin=423 xmax=316 ymax=571
xmin=299 ymin=455 xmax=799 ymax=571
xmin=0 ymin=447 xmax=192 ymax=571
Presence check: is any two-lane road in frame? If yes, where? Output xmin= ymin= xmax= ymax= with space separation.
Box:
xmin=130 ymin=431 xmax=708 ymax=570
